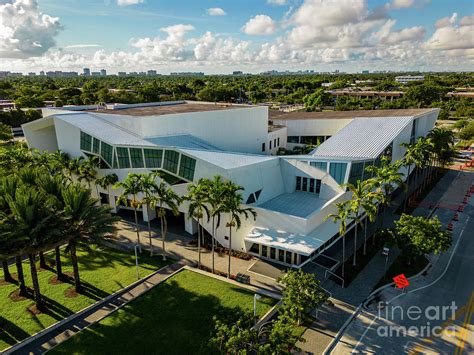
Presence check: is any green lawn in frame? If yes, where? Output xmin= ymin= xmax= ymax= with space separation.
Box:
xmin=0 ymin=246 xmax=170 ymax=351
xmin=50 ymin=270 xmax=277 ymax=355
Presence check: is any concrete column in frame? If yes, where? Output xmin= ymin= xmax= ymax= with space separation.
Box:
xmin=184 ymin=213 xmax=198 ymax=235
xmin=142 ymin=204 xmax=156 ymax=222
xmin=109 ymin=193 xmax=118 ymax=213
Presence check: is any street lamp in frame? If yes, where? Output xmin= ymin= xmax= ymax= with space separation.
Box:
xmin=382 ymin=247 xmax=390 ymax=279
xmin=254 ymin=293 xmax=262 ymax=324
xmin=134 ymin=244 xmax=140 ymax=280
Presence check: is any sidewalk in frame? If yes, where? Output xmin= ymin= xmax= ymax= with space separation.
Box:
xmin=6 ymin=262 xmax=186 ymax=355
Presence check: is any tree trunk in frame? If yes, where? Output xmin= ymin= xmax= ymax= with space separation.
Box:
xmin=55 ymin=246 xmax=63 ymax=280
xmin=28 ymin=254 xmax=43 ymax=310
xmin=2 ymin=260 xmax=13 ymax=282
xmin=70 ymin=241 xmax=81 ymax=292
xmin=353 ymin=221 xmax=358 ymax=267
xmin=15 ymin=256 xmax=27 ymax=296
xmin=161 ymin=214 xmax=167 ymax=261
xmin=133 ymin=206 xmax=141 ymax=252
xmin=211 ymin=216 xmax=215 ymax=274
xmin=403 ymin=164 xmax=412 ymax=212
xmin=341 ymin=233 xmax=345 ymax=280
xmin=373 ymin=204 xmax=380 ymax=246
xmin=363 ymin=215 xmax=368 ymax=255
xmin=39 ymin=251 xmax=47 ymax=269
xmin=228 ymin=225 xmax=232 ymax=278
xmin=197 ymin=217 xmax=201 ymax=268
xmin=147 ymin=218 xmax=153 ymax=257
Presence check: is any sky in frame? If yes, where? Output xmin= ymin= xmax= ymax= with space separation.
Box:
xmin=0 ymin=0 xmax=473 ymax=74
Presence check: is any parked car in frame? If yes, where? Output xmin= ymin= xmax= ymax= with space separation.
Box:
xmin=382 ymin=247 xmax=390 ymax=256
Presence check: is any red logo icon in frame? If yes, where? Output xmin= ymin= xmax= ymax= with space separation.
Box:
xmin=393 ymin=274 xmax=410 ymax=289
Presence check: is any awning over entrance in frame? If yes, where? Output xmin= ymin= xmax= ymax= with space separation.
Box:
xmin=245 ymin=220 xmax=343 ymax=257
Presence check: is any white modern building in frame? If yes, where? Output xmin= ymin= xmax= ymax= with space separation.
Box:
xmin=395 ymin=75 xmax=425 ymax=84
xmin=22 ymin=101 xmax=439 ymax=268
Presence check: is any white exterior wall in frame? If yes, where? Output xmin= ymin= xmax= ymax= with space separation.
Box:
xmin=266 ymin=127 xmax=287 ymax=155
xmin=23 ymin=117 xmax=59 ymax=152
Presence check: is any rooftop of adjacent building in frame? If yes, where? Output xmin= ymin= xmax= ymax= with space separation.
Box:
xmin=269 ymin=108 xmax=438 ymax=121
xmin=83 ymin=101 xmax=255 ymax=116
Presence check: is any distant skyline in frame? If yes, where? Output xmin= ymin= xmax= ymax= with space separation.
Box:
xmin=0 ymin=0 xmax=473 ymax=74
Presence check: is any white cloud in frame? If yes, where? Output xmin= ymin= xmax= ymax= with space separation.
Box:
xmin=0 ymin=0 xmax=62 ymax=58
xmin=374 ymin=19 xmax=425 ymax=45
xmin=425 ymin=15 xmax=474 ymax=51
xmin=117 ymin=0 xmax=144 ymax=6
xmin=385 ymin=0 xmax=430 ymax=10
xmin=435 ymin=12 xmax=458 ymax=28
xmin=267 ymin=0 xmax=287 ymax=5
xmin=206 ymin=7 xmax=226 ymax=16
xmin=242 ymin=15 xmax=276 ymax=36
xmin=65 ymin=44 xmax=102 ymax=49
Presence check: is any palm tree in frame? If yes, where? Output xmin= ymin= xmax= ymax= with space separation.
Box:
xmin=48 ymin=150 xmax=71 ymax=176
xmin=202 ymin=176 xmax=226 ymax=274
xmin=401 ymin=141 xmax=422 ymax=212
xmin=61 ymin=184 xmax=118 ymax=292
xmin=114 ymin=173 xmax=145 ymax=251
xmin=6 ymin=187 xmax=59 ymax=310
xmin=326 ymin=200 xmax=351 ymax=280
xmin=186 ymin=181 xmax=209 ymax=268
xmin=96 ymin=173 xmax=119 ymax=206
xmin=428 ymin=128 xmax=455 ymax=168
xmin=218 ymin=181 xmax=256 ymax=278
xmin=66 ymin=156 xmax=85 ymax=179
xmin=143 ymin=175 xmax=181 ymax=259
xmin=365 ymin=157 xmax=404 ymax=231
xmin=78 ymin=156 xmax=99 ymax=190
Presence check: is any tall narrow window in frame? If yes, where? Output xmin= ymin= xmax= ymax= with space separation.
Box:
xmin=269 ymin=141 xmax=272 ymax=150
xmin=296 ymin=176 xmax=301 ymax=191
xmin=309 ymin=178 xmax=315 ymax=193
xmin=261 ymin=142 xmax=265 ymax=152
xmin=116 ymin=147 xmax=130 ymax=169
xmin=329 ymin=162 xmax=347 ymax=185
xmin=144 ymin=149 xmax=163 ymax=168
xmin=163 ymin=150 xmax=179 ymax=174
xmin=277 ymin=137 xmax=280 ymax=146
xmin=130 ymin=148 xmax=144 ymax=168
xmin=80 ymin=132 xmax=92 ymax=151
xmin=92 ymin=137 xmax=100 ymax=154
xmin=101 ymin=142 xmax=113 ymax=166
xmin=315 ymin=179 xmax=321 ymax=194
xmin=179 ymin=154 xmax=196 ymax=181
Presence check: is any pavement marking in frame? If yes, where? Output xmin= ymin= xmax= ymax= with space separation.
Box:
xmin=351 ymin=312 xmax=378 ymax=354
xmin=387 ymin=217 xmax=470 ymax=305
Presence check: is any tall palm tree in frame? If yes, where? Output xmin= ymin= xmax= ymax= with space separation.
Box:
xmin=61 ymin=184 xmax=118 ymax=292
xmin=78 ymin=156 xmax=99 ymax=190
xmin=6 ymin=187 xmax=59 ymax=310
xmin=428 ymin=128 xmax=455 ymax=168
xmin=186 ymin=181 xmax=209 ymax=268
xmin=48 ymin=150 xmax=71 ymax=176
xmin=114 ymin=173 xmax=145 ymax=251
xmin=96 ymin=173 xmax=119 ymax=205
xmin=143 ymin=176 xmax=181 ymax=259
xmin=365 ymin=157 xmax=404 ymax=231
xmin=202 ymin=176 xmax=226 ymax=274
xmin=218 ymin=181 xmax=256 ymax=278
xmin=326 ymin=200 xmax=351 ymax=280
xmin=401 ymin=141 xmax=422 ymax=212
xmin=66 ymin=156 xmax=85 ymax=180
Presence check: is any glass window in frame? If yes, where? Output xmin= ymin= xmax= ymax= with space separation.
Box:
xmin=144 ymin=149 xmax=163 ymax=168
xmin=348 ymin=162 xmax=364 ymax=185
xmin=274 ymin=138 xmax=276 ymax=147
xmin=287 ymin=136 xmax=299 ymax=143
xmin=80 ymin=132 xmax=92 ymax=151
xmin=250 ymin=243 xmax=259 ymax=253
xmin=309 ymin=178 xmax=315 ymax=193
xmin=316 ymin=179 xmax=322 ymax=194
xmin=101 ymin=142 xmax=113 ymax=166
xmin=261 ymin=142 xmax=265 ymax=152
xmin=296 ymin=176 xmax=302 ymax=191
xmin=163 ymin=150 xmax=179 ymax=174
xmin=116 ymin=147 xmax=130 ymax=169
xmin=277 ymin=137 xmax=280 ymax=146
xmin=278 ymin=249 xmax=285 ymax=262
xmin=269 ymin=141 xmax=272 ymax=150
xmin=329 ymin=162 xmax=348 ymax=185
xmin=179 ymin=154 xmax=196 ymax=181
xmin=130 ymin=148 xmax=144 ymax=168
xmin=364 ymin=161 xmax=374 ymax=179
xmin=270 ymin=247 xmax=276 ymax=259
xmin=302 ymin=177 xmax=308 ymax=191
xmin=92 ymin=137 xmax=100 ymax=154
xmin=310 ymin=161 xmax=328 ymax=172
xmin=246 ymin=193 xmax=256 ymax=204
xmin=261 ymin=245 xmax=267 ymax=257
xmin=286 ymin=251 xmax=292 ymax=264
xmin=254 ymin=189 xmax=262 ymax=200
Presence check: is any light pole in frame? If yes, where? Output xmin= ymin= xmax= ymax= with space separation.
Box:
xmin=134 ymin=244 xmax=140 ymax=280
xmin=383 ymin=248 xmax=390 ymax=279
xmin=254 ymin=293 xmax=262 ymax=325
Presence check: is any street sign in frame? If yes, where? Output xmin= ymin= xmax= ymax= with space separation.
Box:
xmin=393 ymin=274 xmax=410 ymax=289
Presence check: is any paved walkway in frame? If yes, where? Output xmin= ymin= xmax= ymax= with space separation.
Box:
xmin=113 ymin=219 xmax=284 ymax=293
xmin=6 ymin=262 xmax=186 ymax=355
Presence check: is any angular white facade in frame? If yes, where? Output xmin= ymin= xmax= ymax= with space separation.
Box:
xmin=23 ymin=102 xmax=439 ymax=268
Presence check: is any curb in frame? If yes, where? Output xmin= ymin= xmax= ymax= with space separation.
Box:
xmin=3 ymin=263 xmax=183 ymax=355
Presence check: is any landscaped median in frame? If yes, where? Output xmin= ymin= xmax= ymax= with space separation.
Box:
xmin=0 ymin=245 xmax=170 ymax=351
xmin=49 ymin=269 xmax=278 ymax=354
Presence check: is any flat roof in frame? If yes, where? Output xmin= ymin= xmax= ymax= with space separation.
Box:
xmin=85 ymin=102 xmax=253 ymax=117
xmin=269 ymin=108 xmax=438 ymax=120
xmin=258 ymin=192 xmax=328 ymax=218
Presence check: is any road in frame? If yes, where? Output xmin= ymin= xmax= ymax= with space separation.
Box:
xmin=330 ymin=173 xmax=474 ymax=355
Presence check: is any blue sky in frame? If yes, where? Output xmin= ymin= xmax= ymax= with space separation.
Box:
xmin=1 ymin=0 xmax=473 ymax=73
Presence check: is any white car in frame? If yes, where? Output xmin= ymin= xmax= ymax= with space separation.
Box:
xmin=382 ymin=247 xmax=390 ymax=256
